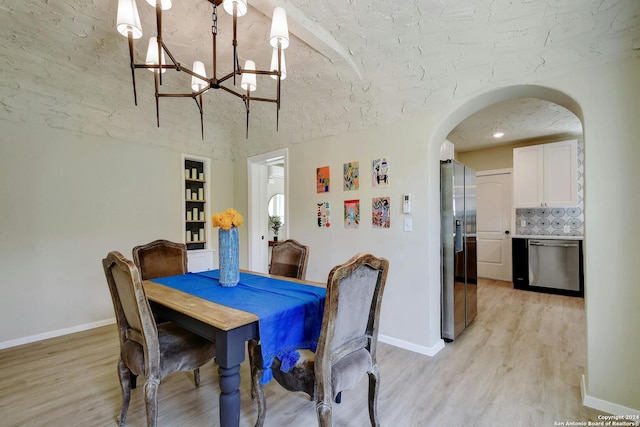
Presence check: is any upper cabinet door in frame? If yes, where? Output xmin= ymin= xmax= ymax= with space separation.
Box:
xmin=513 ymin=145 xmax=544 ymax=208
xmin=543 ymin=140 xmax=578 ymax=206
xmin=513 ymin=140 xmax=578 ymax=208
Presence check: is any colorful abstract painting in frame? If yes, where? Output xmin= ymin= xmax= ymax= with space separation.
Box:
xmin=316 ymin=166 xmax=330 ymax=193
xmin=372 ymin=158 xmax=389 ymax=187
xmin=372 ymin=197 xmax=391 ymax=228
xmin=344 ymin=199 xmax=360 ymax=229
xmin=343 ymin=161 xmax=359 ymax=191
xmin=316 ymin=202 xmax=331 ymax=228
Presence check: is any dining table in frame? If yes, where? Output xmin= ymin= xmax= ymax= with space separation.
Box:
xmin=142 ymin=269 xmax=326 ymax=427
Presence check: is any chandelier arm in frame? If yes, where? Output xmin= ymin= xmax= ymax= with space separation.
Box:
xmin=233 ymin=45 xmax=240 ymax=86
xmin=155 ymin=3 xmax=163 ymax=86
xmin=159 ymin=42 xmax=181 ymax=72
xmin=245 ymin=70 xmax=279 ymax=76
xmin=248 ymin=96 xmax=277 ymax=103
xmin=181 ymin=67 xmax=206 ymax=82
xmin=193 ymin=94 xmax=204 ymax=140
xmin=276 ymin=74 xmax=281 ymax=131
xmin=218 ymin=85 xmax=245 ymax=99
xmin=232 ymin=3 xmax=239 ymax=85
xmin=157 ymin=93 xmax=198 ymax=98
xmin=244 ymin=92 xmax=250 ymax=139
xmin=217 ymin=70 xmax=239 ymax=85
xmin=276 ymin=43 xmax=282 ymax=111
xmin=277 ymin=74 xmax=281 ymax=108
xmin=218 ymin=85 xmax=278 ymax=104
xmin=127 ymin=32 xmax=138 ymax=106
xmin=134 ymin=64 xmax=176 ymax=72
xmin=246 ymin=108 xmax=249 ymax=139
xmin=154 ymin=72 xmax=160 ymax=127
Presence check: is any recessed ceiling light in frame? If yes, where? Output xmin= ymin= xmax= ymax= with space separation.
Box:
xmin=493 ymin=132 xmax=505 ymax=138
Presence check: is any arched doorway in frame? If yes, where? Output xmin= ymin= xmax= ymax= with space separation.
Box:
xmin=426 ymin=84 xmax=585 ymax=342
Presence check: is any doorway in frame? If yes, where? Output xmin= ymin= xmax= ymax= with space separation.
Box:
xmin=247 ymin=148 xmax=288 ymax=273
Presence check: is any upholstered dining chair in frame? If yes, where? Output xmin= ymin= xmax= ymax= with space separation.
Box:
xmin=132 ymin=239 xmax=188 ymax=280
xmin=102 ymin=251 xmax=216 ymax=427
xmin=251 ymin=253 xmax=389 ymax=427
xmin=132 ymin=239 xmax=208 ymax=384
xmin=269 ymin=239 xmax=309 ymax=280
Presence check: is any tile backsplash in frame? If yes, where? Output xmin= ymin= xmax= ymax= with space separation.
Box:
xmin=514 ymin=140 xmax=584 ymax=237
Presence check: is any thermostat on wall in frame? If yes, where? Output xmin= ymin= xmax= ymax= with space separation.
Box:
xmin=402 ymin=194 xmax=411 ymax=213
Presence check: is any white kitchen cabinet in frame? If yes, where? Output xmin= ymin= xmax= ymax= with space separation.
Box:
xmin=513 ymin=140 xmax=577 ymax=208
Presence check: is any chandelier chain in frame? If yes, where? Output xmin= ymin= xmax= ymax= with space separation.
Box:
xmin=212 ymin=4 xmax=217 ymax=36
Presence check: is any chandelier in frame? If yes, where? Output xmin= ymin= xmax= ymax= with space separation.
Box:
xmin=116 ymin=0 xmax=289 ymax=138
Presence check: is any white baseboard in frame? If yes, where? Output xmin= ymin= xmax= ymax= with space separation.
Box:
xmin=581 ymin=375 xmax=640 ymax=416
xmin=378 ymin=334 xmax=445 ymax=357
xmin=0 ymin=318 xmax=116 ymax=350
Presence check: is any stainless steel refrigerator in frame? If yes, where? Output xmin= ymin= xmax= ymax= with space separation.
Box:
xmin=441 ymin=159 xmax=477 ymax=341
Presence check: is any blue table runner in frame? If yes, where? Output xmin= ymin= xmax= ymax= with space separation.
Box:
xmin=150 ymin=270 xmax=326 ymax=383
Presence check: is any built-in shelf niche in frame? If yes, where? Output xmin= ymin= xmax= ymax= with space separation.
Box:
xmin=183 ymin=156 xmax=209 ymax=251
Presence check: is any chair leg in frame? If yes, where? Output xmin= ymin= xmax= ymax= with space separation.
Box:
xmin=251 ymin=362 xmax=266 ymax=427
xmin=116 ymin=360 xmax=131 ymax=426
xmin=316 ymin=400 xmax=332 ymax=427
xmin=368 ymin=367 xmax=380 ymax=427
xmin=144 ymin=379 xmax=160 ymax=427
xmin=193 ymin=368 xmax=201 ymax=387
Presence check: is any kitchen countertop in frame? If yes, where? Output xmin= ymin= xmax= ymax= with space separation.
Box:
xmin=511 ymin=234 xmax=584 ymax=241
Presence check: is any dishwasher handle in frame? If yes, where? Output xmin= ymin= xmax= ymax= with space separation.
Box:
xmin=529 ymin=240 xmax=578 ymax=248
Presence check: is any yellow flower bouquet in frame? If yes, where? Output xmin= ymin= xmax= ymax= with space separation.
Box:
xmin=212 ymin=208 xmax=244 ymax=231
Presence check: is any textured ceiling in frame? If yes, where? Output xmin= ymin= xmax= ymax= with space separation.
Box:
xmin=0 ymin=0 xmax=639 ymax=156
xmin=447 ymin=97 xmax=583 ymax=152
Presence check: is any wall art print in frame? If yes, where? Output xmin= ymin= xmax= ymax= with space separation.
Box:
xmin=316 ymin=166 xmax=330 ymax=193
xmin=343 ymin=161 xmax=359 ymax=191
xmin=372 ymin=197 xmax=390 ymax=228
xmin=344 ymin=199 xmax=360 ymax=229
xmin=372 ymin=158 xmax=389 ymax=187
xmin=316 ymin=202 xmax=331 ymax=228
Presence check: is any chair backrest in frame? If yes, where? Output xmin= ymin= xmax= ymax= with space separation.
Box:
xmin=269 ymin=239 xmax=309 ymax=280
xmin=132 ymin=239 xmax=188 ymax=280
xmin=315 ymin=253 xmax=389 ymax=377
xmin=102 ymin=251 xmax=159 ymax=372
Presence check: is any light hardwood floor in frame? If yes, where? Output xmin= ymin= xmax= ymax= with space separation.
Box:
xmin=0 ymin=279 xmax=604 ymax=426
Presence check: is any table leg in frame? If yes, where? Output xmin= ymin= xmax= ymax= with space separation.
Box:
xmin=215 ymin=324 xmax=258 ymax=427
xmin=219 ymin=364 xmax=241 ymax=426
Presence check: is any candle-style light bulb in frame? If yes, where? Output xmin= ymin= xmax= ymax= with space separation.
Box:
xmin=270 ymin=7 xmax=289 ymax=49
xmin=241 ymin=60 xmax=257 ymax=91
xmin=270 ymin=48 xmax=286 ymax=80
xmin=116 ymin=0 xmax=143 ymax=39
xmin=145 ymin=37 xmax=166 ymax=73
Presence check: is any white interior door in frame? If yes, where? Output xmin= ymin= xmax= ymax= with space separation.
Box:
xmin=247 ymin=149 xmax=288 ymax=273
xmin=476 ymin=170 xmax=512 ymax=281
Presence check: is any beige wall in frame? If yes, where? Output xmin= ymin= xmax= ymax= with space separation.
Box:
xmin=456 ymin=144 xmax=516 ymax=171
xmin=456 ymin=136 xmax=582 ymax=172
xmin=0 ymin=121 xmax=235 ymax=344
xmin=566 ymin=56 xmax=640 ymax=412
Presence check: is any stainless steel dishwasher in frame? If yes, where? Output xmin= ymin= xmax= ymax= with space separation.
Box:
xmin=528 ymin=239 xmax=581 ymax=292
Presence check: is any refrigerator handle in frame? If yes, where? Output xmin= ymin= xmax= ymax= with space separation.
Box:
xmin=454 ymin=219 xmax=463 ymax=252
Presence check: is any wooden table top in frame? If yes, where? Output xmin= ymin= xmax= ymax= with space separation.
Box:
xmin=142 ymin=270 xmax=325 ymax=332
